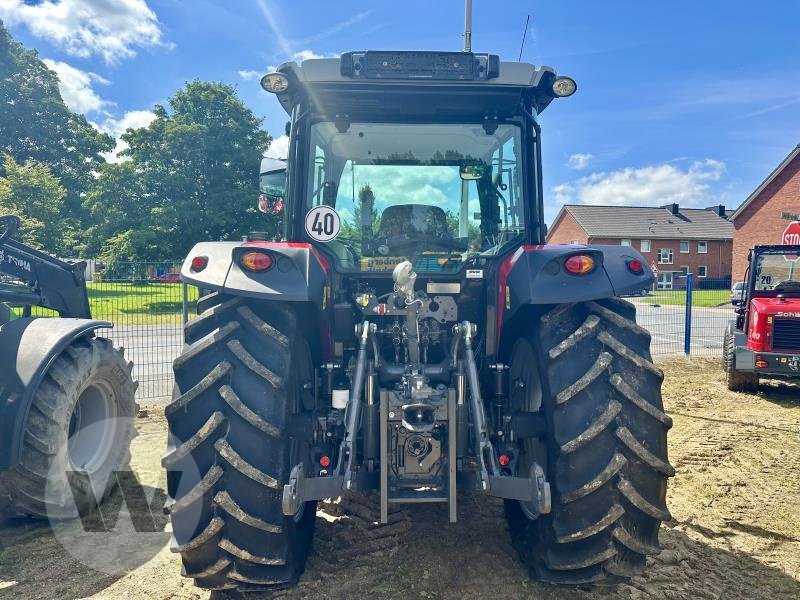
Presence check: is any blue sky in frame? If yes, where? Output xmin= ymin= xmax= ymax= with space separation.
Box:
xmin=2 ymin=0 xmax=799 ymax=225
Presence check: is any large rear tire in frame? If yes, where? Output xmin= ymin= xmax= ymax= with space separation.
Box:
xmin=505 ymin=298 xmax=674 ymax=585
xmin=164 ymin=295 xmax=316 ymax=592
xmin=0 ymin=336 xmax=137 ymax=519
xmin=723 ymin=329 xmax=758 ymax=392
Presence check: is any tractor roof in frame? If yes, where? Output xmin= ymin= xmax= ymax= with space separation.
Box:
xmin=271 ymin=51 xmax=561 ymax=119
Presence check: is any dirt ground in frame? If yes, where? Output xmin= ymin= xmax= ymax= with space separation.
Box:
xmin=2 ymin=358 xmax=799 ymax=600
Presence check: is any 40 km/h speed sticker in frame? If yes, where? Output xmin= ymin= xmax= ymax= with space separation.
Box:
xmin=305 ymin=205 xmax=341 ymax=242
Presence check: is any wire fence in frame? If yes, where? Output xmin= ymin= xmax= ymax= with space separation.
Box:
xmin=6 ymin=262 xmax=736 ymax=401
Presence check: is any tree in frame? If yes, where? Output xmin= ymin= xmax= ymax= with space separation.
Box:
xmin=85 ymin=81 xmax=273 ymax=264
xmin=0 ymin=21 xmax=114 ymax=239
xmin=0 ymin=155 xmax=71 ymax=252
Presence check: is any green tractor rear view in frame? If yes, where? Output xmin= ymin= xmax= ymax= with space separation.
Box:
xmin=165 ymin=50 xmax=673 ymax=591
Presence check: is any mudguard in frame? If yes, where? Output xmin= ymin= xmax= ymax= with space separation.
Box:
xmin=0 ymin=317 xmax=111 ymax=469
xmin=180 ymin=241 xmax=329 ymax=309
xmin=500 ymin=244 xmax=654 ymax=321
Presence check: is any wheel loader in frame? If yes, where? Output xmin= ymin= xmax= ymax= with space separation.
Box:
xmin=165 ymin=51 xmax=673 ymax=591
xmin=723 ymin=244 xmax=800 ymax=391
xmin=0 ymin=215 xmax=137 ymax=519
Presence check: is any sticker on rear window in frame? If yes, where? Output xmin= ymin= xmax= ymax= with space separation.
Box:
xmin=305 ymin=206 xmax=341 ymax=242
xmin=466 ymin=269 xmax=483 ymax=279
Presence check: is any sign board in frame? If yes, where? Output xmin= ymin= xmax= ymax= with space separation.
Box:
xmin=650 ymin=261 xmax=659 ymax=275
xmin=782 ymin=221 xmax=800 ymax=261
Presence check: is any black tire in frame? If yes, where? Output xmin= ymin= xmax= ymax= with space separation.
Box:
xmin=505 ymin=298 xmax=674 ymax=585
xmin=0 ymin=336 xmax=137 ymax=519
xmin=164 ymin=295 xmax=317 ymax=592
xmin=723 ymin=329 xmax=758 ymax=392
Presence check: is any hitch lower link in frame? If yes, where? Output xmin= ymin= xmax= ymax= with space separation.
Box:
xmin=282 ymin=320 xmax=551 ymax=517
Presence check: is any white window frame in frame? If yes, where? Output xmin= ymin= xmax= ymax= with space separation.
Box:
xmin=679 ymin=240 xmax=690 ymax=253
xmin=620 ymin=239 xmax=632 ymax=247
xmin=658 ymin=248 xmax=673 ymax=264
xmin=698 ymin=265 xmax=707 ymax=278
xmin=698 ymin=240 xmax=708 ymax=254
xmin=569 ymin=239 xmax=580 ymax=244
xmin=657 ymin=272 xmax=673 ymax=290
xmin=640 ymin=239 xmax=651 ymax=252
xmin=680 ymin=265 xmax=689 ymax=275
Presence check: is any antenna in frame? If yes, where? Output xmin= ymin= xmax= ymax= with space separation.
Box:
xmin=464 ymin=0 xmax=472 ymax=52
xmin=518 ymin=14 xmax=530 ymax=61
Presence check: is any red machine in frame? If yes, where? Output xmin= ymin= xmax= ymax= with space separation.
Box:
xmin=723 ymin=245 xmax=800 ymax=390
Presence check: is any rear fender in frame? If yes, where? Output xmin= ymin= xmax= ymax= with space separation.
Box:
xmin=499 ymin=244 xmax=654 ymax=325
xmin=0 ymin=317 xmax=111 ymax=469
xmin=180 ymin=241 xmax=329 ymax=310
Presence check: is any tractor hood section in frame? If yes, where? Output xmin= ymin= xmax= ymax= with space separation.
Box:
xmin=502 ymin=244 xmax=653 ymax=314
xmin=748 ymin=297 xmax=800 ymax=352
xmin=181 ymin=242 xmax=328 ymax=308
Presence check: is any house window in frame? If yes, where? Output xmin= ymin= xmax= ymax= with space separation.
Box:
xmin=680 ymin=266 xmax=689 ymax=275
xmin=640 ymin=240 xmax=651 ymax=252
xmin=698 ymin=241 xmax=708 ymax=254
xmin=657 ymin=272 xmax=673 ymax=290
xmin=620 ymin=239 xmax=632 ymax=247
xmin=680 ymin=240 xmax=690 ymax=253
xmin=569 ymin=239 xmax=580 ymax=244
xmin=698 ymin=265 xmax=707 ymax=277
xmin=658 ymin=248 xmax=673 ymax=264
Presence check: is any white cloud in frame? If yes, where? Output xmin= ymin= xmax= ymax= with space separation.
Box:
xmin=238 ymin=70 xmax=262 ymax=81
xmin=291 ymin=49 xmax=326 ymax=62
xmin=567 ymin=153 xmax=593 ymax=170
xmin=0 ymin=0 xmax=167 ymax=64
xmin=93 ymin=110 xmax=157 ymax=162
xmin=43 ymin=58 xmax=111 ymax=114
xmin=552 ymin=159 xmax=726 ymax=207
xmin=338 ymin=165 xmax=458 ymax=209
xmin=265 ymin=135 xmax=290 ymax=160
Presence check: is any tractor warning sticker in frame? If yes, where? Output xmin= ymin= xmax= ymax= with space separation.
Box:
xmin=305 ymin=206 xmax=341 ymax=242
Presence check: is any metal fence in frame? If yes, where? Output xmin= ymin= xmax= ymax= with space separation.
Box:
xmin=86 ymin=262 xmax=194 ymax=401
xmin=626 ymin=275 xmax=733 ymax=357
xmin=23 ymin=264 xmax=733 ymax=402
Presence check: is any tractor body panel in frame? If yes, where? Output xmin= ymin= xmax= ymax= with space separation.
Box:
xmin=502 ymin=244 xmax=653 ymax=311
xmin=0 ymin=317 xmax=111 ymax=469
xmin=181 ymin=241 xmax=328 ymax=309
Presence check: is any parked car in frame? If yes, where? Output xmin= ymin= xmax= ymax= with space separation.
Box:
xmin=731 ymin=281 xmax=746 ymax=305
xmin=150 ymin=272 xmax=181 ymax=283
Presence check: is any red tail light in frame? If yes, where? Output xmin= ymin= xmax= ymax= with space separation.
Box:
xmin=190 ymin=255 xmax=208 ymax=272
xmin=241 ymin=251 xmax=273 ymax=272
xmin=564 ymin=254 xmax=596 ymax=275
xmin=627 ymin=259 xmax=644 ymax=274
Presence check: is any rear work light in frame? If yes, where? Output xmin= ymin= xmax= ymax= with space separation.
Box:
xmin=190 ymin=255 xmax=208 ymax=272
xmin=627 ymin=259 xmax=644 ymax=274
xmin=564 ymin=254 xmax=596 ymax=275
xmin=241 ymin=251 xmax=273 ymax=272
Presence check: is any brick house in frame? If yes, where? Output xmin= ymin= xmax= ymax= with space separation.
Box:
xmin=730 ymin=145 xmax=800 ymax=282
xmin=547 ymin=204 xmax=733 ymax=290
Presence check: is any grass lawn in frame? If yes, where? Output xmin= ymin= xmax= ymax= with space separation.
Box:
xmin=642 ymin=289 xmax=730 ymax=308
xmin=9 ymin=282 xmax=198 ymax=325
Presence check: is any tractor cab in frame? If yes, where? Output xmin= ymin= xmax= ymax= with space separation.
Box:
xmin=725 ymin=245 xmax=800 ymax=390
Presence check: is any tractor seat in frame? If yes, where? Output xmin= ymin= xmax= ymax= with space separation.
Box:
xmin=377 ymin=204 xmax=451 ymax=241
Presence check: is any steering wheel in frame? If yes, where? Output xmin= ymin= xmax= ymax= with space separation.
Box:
xmin=0 ymin=215 xmax=20 ymax=244
xmin=773 ymin=280 xmax=800 ymax=292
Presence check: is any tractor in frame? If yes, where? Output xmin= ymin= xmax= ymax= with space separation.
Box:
xmin=0 ymin=215 xmax=137 ymax=519
xmin=164 ymin=51 xmax=672 ymax=591
xmin=723 ymin=244 xmax=800 ymax=391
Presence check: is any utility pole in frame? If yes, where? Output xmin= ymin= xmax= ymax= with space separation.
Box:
xmin=464 ymin=0 xmax=472 ymax=52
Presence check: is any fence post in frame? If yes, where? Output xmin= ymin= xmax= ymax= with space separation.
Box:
xmin=684 ymin=273 xmax=693 ymax=355
xmin=182 ymin=282 xmax=189 ymax=324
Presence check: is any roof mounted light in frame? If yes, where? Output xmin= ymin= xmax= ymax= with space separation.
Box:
xmin=552 ymin=76 xmax=577 ymax=98
xmin=260 ymin=72 xmax=289 ymax=94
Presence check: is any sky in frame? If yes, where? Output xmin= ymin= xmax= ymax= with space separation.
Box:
xmin=1 ymin=0 xmax=799 ymax=226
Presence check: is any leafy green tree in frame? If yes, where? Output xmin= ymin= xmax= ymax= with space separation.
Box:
xmin=0 ymin=155 xmax=72 ymax=252
xmin=0 ymin=21 xmax=114 ymax=237
xmin=85 ymin=81 xmax=273 ymax=264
